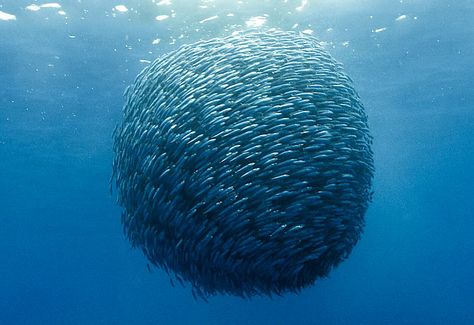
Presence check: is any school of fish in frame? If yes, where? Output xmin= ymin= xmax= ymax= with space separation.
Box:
xmin=112 ymin=29 xmax=374 ymax=298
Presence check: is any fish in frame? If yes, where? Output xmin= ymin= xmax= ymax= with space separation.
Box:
xmin=112 ymin=29 xmax=374 ymax=299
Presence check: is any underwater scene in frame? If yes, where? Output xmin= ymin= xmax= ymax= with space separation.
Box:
xmin=0 ymin=0 xmax=473 ymax=324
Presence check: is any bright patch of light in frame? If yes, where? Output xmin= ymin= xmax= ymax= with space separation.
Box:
xmin=26 ymin=4 xmax=41 ymax=11
xmin=342 ymin=41 xmax=349 ymax=47
xmin=296 ymin=0 xmax=308 ymax=12
xmin=302 ymin=29 xmax=313 ymax=35
xmin=139 ymin=59 xmax=151 ymax=63
xmin=292 ymin=23 xmax=298 ymax=29
xmin=155 ymin=15 xmax=169 ymax=21
xmin=199 ymin=15 xmax=218 ymax=23
xmin=152 ymin=38 xmax=161 ymax=45
xmin=319 ymin=41 xmax=329 ymax=47
xmin=227 ymin=13 xmax=234 ymax=17
xmin=58 ymin=10 xmax=66 ymax=16
xmin=114 ymin=5 xmax=128 ymax=12
xmin=396 ymin=14 xmax=407 ymax=21
xmin=245 ymin=16 xmax=266 ymax=28
xmin=0 ymin=10 xmax=16 ymax=21
xmin=40 ymin=3 xmax=61 ymax=9
xmin=156 ymin=0 xmax=171 ymax=5
xmin=374 ymin=27 xmax=387 ymax=33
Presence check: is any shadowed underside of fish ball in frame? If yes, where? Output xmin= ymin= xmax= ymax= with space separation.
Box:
xmin=112 ymin=29 xmax=374 ymax=299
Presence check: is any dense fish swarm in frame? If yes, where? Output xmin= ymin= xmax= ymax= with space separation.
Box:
xmin=112 ymin=29 xmax=374 ymax=298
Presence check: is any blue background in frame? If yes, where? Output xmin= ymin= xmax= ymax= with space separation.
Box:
xmin=1 ymin=0 xmax=473 ymax=324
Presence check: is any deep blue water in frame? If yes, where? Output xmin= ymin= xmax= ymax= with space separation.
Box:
xmin=1 ymin=0 xmax=473 ymax=324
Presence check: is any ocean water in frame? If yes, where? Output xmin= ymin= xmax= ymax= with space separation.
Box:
xmin=1 ymin=0 xmax=473 ymax=324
